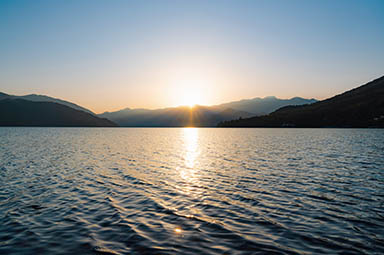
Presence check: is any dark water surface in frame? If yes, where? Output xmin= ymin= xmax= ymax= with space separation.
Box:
xmin=1 ymin=128 xmax=383 ymax=254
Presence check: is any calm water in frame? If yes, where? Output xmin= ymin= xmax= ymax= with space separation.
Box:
xmin=0 ymin=128 xmax=383 ymax=255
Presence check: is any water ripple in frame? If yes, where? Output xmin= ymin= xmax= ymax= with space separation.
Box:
xmin=0 ymin=127 xmax=383 ymax=254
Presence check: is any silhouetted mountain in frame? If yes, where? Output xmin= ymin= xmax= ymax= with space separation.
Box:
xmin=219 ymin=76 xmax=384 ymax=128
xmin=214 ymin=96 xmax=317 ymax=115
xmin=100 ymin=96 xmax=316 ymax=127
xmin=0 ymin=99 xmax=116 ymax=127
xmin=0 ymin=92 xmax=95 ymax=115
xmin=99 ymin=105 xmax=253 ymax=127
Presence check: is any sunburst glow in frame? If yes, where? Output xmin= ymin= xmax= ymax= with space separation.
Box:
xmin=180 ymin=88 xmax=201 ymax=108
xmin=171 ymin=76 xmax=210 ymax=107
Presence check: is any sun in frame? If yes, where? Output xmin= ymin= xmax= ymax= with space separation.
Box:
xmin=172 ymin=79 xmax=208 ymax=107
xmin=180 ymin=88 xmax=201 ymax=108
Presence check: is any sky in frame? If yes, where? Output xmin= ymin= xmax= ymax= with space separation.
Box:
xmin=1 ymin=0 xmax=384 ymax=113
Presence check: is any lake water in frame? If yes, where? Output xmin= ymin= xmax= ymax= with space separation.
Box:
xmin=0 ymin=128 xmax=383 ymax=254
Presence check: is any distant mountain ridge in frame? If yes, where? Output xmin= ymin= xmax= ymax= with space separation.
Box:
xmin=99 ymin=105 xmax=254 ymax=127
xmin=0 ymin=99 xmax=116 ymax=127
xmin=219 ymin=76 xmax=384 ymax=128
xmin=1 ymin=91 xmax=318 ymax=127
xmin=0 ymin=92 xmax=95 ymax=115
xmin=100 ymin=97 xmax=316 ymax=127
xmin=214 ymin=96 xmax=317 ymax=115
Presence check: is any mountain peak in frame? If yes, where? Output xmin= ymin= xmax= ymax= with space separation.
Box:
xmin=214 ymin=96 xmax=317 ymax=115
xmin=219 ymin=75 xmax=384 ymax=128
xmin=0 ymin=92 xmax=95 ymax=115
xmin=0 ymin=99 xmax=116 ymax=127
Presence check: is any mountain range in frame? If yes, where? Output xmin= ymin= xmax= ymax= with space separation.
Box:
xmin=0 ymin=92 xmax=95 ymax=115
xmin=99 ymin=105 xmax=252 ymax=127
xmin=214 ymin=96 xmax=317 ymax=115
xmin=99 ymin=97 xmax=316 ymax=127
xmin=0 ymin=96 xmax=115 ymax=127
xmin=219 ymin=76 xmax=384 ymax=128
xmin=2 ymin=75 xmax=383 ymax=128
xmin=0 ymin=91 xmax=316 ymax=127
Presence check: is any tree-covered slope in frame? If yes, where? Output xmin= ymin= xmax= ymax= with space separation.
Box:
xmin=219 ymin=76 xmax=384 ymax=128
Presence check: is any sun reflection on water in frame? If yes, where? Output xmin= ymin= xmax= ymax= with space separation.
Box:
xmin=179 ymin=128 xmax=199 ymax=186
xmin=174 ymin=227 xmax=182 ymax=234
xmin=184 ymin=128 xmax=198 ymax=168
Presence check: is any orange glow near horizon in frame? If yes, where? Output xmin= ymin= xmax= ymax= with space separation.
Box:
xmin=168 ymin=69 xmax=213 ymax=108
xmin=2 ymin=1 xmax=381 ymax=115
xmin=174 ymin=86 xmax=206 ymax=107
xmin=179 ymin=87 xmax=200 ymax=108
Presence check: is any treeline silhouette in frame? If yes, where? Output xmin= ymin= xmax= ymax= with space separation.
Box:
xmin=219 ymin=76 xmax=384 ymax=128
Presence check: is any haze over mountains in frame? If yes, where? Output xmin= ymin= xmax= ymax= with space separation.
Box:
xmin=99 ymin=105 xmax=253 ymax=127
xmin=0 ymin=91 xmax=316 ymax=127
xmin=219 ymin=76 xmax=384 ymax=128
xmin=214 ymin=96 xmax=317 ymax=116
xmin=99 ymin=97 xmax=316 ymax=127
xmin=1 ymin=75 xmax=383 ymax=128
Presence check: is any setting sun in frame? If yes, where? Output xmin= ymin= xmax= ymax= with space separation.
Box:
xmin=180 ymin=88 xmax=201 ymax=107
xmin=171 ymin=77 xmax=210 ymax=107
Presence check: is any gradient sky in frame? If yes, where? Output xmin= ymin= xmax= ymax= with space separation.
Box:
xmin=1 ymin=0 xmax=384 ymax=113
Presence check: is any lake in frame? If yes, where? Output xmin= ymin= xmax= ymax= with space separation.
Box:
xmin=0 ymin=128 xmax=383 ymax=254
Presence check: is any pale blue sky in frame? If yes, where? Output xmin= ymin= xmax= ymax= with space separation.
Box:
xmin=1 ymin=0 xmax=383 ymax=113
